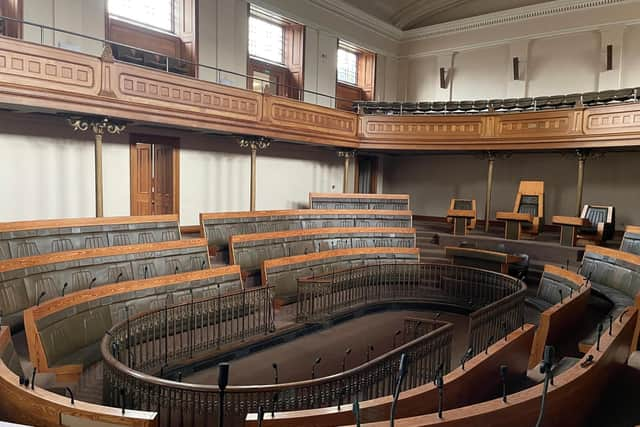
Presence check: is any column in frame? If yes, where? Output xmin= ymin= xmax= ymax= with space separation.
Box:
xmin=576 ymin=150 xmax=587 ymax=215
xmin=239 ymin=136 xmax=271 ymax=211
xmin=68 ymin=117 xmax=126 ymax=217
xmin=484 ymin=152 xmax=496 ymax=233
xmin=337 ymin=151 xmax=356 ymax=193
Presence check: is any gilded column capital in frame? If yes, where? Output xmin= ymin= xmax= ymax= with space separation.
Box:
xmin=337 ymin=150 xmax=357 ymax=159
xmin=68 ymin=117 xmax=126 ymax=135
xmin=238 ymin=136 xmax=272 ymax=151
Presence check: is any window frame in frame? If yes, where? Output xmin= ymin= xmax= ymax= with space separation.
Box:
xmin=337 ymin=47 xmax=359 ymax=86
xmin=248 ymin=14 xmax=286 ymax=66
xmin=107 ymin=0 xmax=176 ymax=35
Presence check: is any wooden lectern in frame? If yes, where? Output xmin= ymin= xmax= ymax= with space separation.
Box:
xmin=496 ymin=181 xmax=544 ymax=240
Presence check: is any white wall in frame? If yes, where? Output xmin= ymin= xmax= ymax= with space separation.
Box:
xmin=451 ymin=45 xmax=509 ymax=100
xmin=383 ymin=151 xmax=640 ymax=229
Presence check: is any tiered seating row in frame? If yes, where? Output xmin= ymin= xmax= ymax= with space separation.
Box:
xmin=0 ymin=326 xmax=158 ymax=426
xmin=0 ymin=214 xmax=180 ymax=260
xmin=354 ymin=87 xmax=639 ymax=115
xmin=262 ymin=247 xmax=420 ymax=302
xmin=23 ymin=266 xmax=242 ymax=380
xmin=0 ymin=238 xmax=210 ymax=328
xmin=308 ymin=193 xmax=410 ymax=210
xmin=200 ymin=209 xmax=413 ymax=254
xmin=230 ymin=227 xmax=416 ymax=272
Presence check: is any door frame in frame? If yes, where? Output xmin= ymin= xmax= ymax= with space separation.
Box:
xmin=353 ymin=155 xmax=378 ymax=194
xmin=129 ymin=133 xmax=180 ymax=216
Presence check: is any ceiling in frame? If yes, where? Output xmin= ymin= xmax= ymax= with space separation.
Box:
xmin=340 ymin=0 xmax=553 ymax=30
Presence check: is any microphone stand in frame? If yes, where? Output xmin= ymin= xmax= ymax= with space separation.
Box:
xmin=436 ymin=373 xmax=444 ymax=419
xmin=535 ymin=346 xmax=554 ymax=427
xmin=353 ymin=397 xmax=361 ymax=427
xmin=389 ymin=353 xmax=407 ymax=427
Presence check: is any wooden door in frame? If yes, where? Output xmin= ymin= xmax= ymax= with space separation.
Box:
xmin=130 ymin=135 xmax=179 ymax=216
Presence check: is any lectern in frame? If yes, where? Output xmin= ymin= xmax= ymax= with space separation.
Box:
xmin=447 ymin=199 xmax=477 ymax=236
xmin=496 ymin=181 xmax=544 ymax=240
xmin=496 ymin=212 xmax=534 ymax=240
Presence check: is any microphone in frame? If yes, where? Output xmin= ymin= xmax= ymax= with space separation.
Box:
xmin=218 ymin=363 xmax=230 ymax=427
xmin=144 ymin=266 xmax=148 ymax=279
xmin=535 ymin=346 xmax=555 ymax=427
xmin=436 ymin=373 xmax=444 ymax=419
xmin=257 ymin=405 xmax=264 ymax=427
xmin=175 ymin=266 xmax=179 ymax=275
xmin=61 ymin=282 xmax=68 ymax=297
xmin=342 ymin=348 xmax=351 ymax=372
xmin=500 ymin=365 xmax=508 ymax=402
xmin=272 ymin=362 xmax=278 ymax=384
xmin=461 ymin=347 xmax=473 ymax=370
xmin=609 ymin=314 xmax=614 ymax=336
xmin=120 ymin=388 xmax=126 ymax=415
xmin=312 ymin=357 xmax=322 ymax=379
xmin=201 ymin=260 xmax=206 ymax=270
xmin=31 ymin=367 xmax=36 ymax=390
xmin=36 ymin=291 xmax=46 ymax=306
xmin=596 ymin=323 xmax=603 ymax=351
xmin=116 ymin=272 xmax=123 ymax=283
xmin=619 ymin=309 xmax=629 ymax=323
xmin=271 ymin=392 xmax=279 ymax=417
xmin=485 ymin=336 xmax=494 ymax=355
xmin=389 ymin=353 xmax=408 ymax=427
xmin=502 ymin=322 xmax=508 ymax=341
xmin=89 ymin=277 xmax=97 ymax=289
xmin=353 ymin=397 xmax=361 ymax=427
xmin=580 ymin=354 xmax=594 ymax=368
xmin=65 ymin=387 xmax=75 ymax=405
xmin=558 ymin=289 xmax=563 ymax=304
xmin=433 ymin=362 xmax=444 ymax=385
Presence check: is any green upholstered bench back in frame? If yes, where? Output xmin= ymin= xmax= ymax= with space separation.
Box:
xmin=309 ymin=195 xmax=409 ymax=210
xmin=580 ymin=248 xmax=640 ymax=299
xmin=537 ymin=271 xmax=581 ymax=305
xmin=34 ymin=269 xmax=242 ymax=368
xmin=620 ymin=231 xmax=640 ymax=256
xmin=201 ymin=210 xmax=413 ymax=250
xmin=0 ymin=215 xmax=180 ymax=261
xmin=0 ymin=329 xmax=23 ymax=376
xmin=0 ymin=240 xmax=209 ymax=328
xmin=518 ymin=195 xmax=539 ymax=217
xmin=232 ymin=228 xmax=416 ymax=272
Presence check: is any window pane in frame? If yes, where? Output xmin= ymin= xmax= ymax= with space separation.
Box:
xmin=108 ymin=0 xmax=174 ymax=32
xmin=337 ymin=48 xmax=357 ymax=85
xmin=249 ymin=16 xmax=284 ymax=64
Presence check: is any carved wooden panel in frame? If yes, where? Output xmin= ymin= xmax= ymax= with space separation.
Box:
xmin=583 ymin=104 xmax=640 ymax=134
xmin=265 ymin=96 xmax=357 ymax=137
xmin=494 ymin=112 xmax=572 ymax=138
xmin=361 ymin=116 xmax=484 ymax=140
xmin=115 ymin=66 xmax=261 ymax=121
xmin=0 ymin=37 xmax=100 ymax=95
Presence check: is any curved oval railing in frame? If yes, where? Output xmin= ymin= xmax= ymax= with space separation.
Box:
xmin=101 ymin=262 xmax=524 ymax=426
xmin=296 ymin=262 xmax=526 ymax=355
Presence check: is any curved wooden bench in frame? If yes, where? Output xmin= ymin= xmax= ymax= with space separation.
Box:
xmin=0 ymin=214 xmax=180 ymax=260
xmin=262 ymin=247 xmax=420 ymax=302
xmin=308 ymin=193 xmax=410 ymax=210
xmin=0 ymin=326 xmax=158 ymax=427
xmin=620 ymin=225 xmax=640 ymax=255
xmin=578 ymin=245 xmax=640 ymax=352
xmin=356 ymin=307 xmax=637 ymax=427
xmin=0 ymin=238 xmax=210 ymax=329
xmin=245 ymin=324 xmax=535 ymax=426
xmin=230 ymin=227 xmax=416 ymax=273
xmin=23 ymin=266 xmax=242 ymax=381
xmin=527 ymin=265 xmax=591 ymax=367
xmin=200 ymin=209 xmax=413 ymax=254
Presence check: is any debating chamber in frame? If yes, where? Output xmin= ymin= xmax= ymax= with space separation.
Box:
xmin=3 ymin=0 xmax=640 ymax=426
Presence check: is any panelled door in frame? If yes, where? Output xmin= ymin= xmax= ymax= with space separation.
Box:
xmin=130 ymin=135 xmax=179 ymax=216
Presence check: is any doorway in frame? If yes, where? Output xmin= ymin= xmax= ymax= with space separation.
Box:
xmin=354 ymin=156 xmax=378 ymax=194
xmin=130 ymin=134 xmax=179 ymax=216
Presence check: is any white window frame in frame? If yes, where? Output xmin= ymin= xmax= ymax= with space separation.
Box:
xmin=108 ymin=0 xmax=175 ymax=34
xmin=248 ymin=15 xmax=285 ymax=65
xmin=337 ymin=46 xmax=358 ymax=86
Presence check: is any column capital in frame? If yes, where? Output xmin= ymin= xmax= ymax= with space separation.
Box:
xmin=337 ymin=150 xmax=357 ymax=159
xmin=238 ymin=136 xmax=271 ymax=151
xmin=68 ymin=117 xmax=126 ymax=135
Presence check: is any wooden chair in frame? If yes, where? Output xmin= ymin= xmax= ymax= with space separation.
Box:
xmin=446 ymin=199 xmax=476 ymax=235
xmin=497 ymin=181 xmax=544 ymax=239
xmin=577 ymin=204 xmax=615 ymax=243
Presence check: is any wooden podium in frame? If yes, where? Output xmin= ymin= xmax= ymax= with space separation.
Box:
xmin=552 ymin=215 xmax=589 ymax=246
xmin=447 ymin=209 xmax=476 ymax=236
xmin=496 ymin=212 xmax=534 ymax=240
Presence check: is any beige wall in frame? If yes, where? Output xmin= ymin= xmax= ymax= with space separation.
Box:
xmin=0 ymin=113 xmax=344 ymax=225
xmin=383 ymin=151 xmax=640 ymax=229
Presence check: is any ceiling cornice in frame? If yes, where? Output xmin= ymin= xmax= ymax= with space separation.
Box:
xmin=306 ymin=0 xmax=636 ymax=49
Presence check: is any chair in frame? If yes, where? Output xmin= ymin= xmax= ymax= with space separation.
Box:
xmin=496 ymin=181 xmax=545 ymax=239
xmin=446 ymin=199 xmax=477 ymax=235
xmin=577 ymin=204 xmax=615 ymax=243
xmin=561 ymin=93 xmax=581 ymax=108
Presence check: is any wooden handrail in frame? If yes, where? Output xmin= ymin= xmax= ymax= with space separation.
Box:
xmin=0 ymin=214 xmax=179 ymax=233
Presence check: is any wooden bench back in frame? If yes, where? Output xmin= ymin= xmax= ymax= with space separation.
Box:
xmin=0 ymin=326 xmax=158 ymax=427
xmin=262 ymin=247 xmax=419 ymax=302
xmin=308 ymin=193 xmax=410 ymax=210
xmin=0 ymin=214 xmax=180 ymax=260
xmin=230 ymin=227 xmax=416 ymax=272
xmin=0 ymin=238 xmax=210 ymax=328
xmin=200 ymin=209 xmax=413 ymax=253
xmin=23 ymin=266 xmax=242 ymax=378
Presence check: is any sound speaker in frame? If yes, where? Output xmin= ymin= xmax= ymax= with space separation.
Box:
xmin=513 ymin=57 xmax=520 ymax=80
xmin=440 ymin=67 xmax=447 ymax=89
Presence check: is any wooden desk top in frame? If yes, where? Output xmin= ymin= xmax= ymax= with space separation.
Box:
xmin=625 ymin=225 xmax=640 ymax=234
xmin=447 ymin=209 xmax=476 ymax=218
xmin=552 ymin=216 xmax=589 ymax=226
xmin=444 ymin=246 xmax=524 ymax=264
xmin=496 ymin=212 xmax=533 ymax=222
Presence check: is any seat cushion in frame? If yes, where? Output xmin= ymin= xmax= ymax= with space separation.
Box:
xmin=590 ymin=282 xmax=634 ymax=308
xmin=53 ymin=342 xmax=102 ymax=368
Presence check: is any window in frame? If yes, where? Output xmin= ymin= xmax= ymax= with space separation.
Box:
xmin=248 ymin=16 xmax=284 ymax=64
xmin=108 ymin=0 xmax=174 ymax=33
xmin=337 ymin=48 xmax=358 ymax=85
